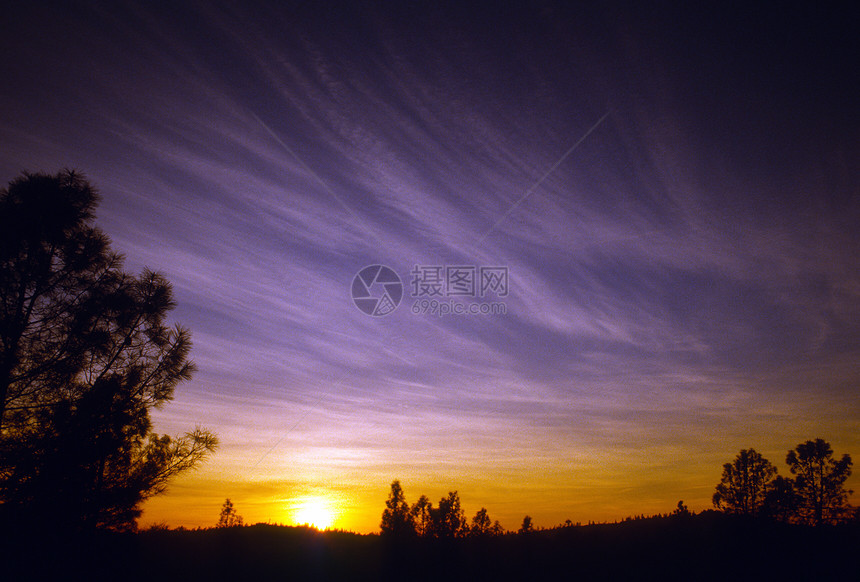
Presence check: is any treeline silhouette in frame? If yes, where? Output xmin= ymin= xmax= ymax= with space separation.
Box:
xmin=372 ymin=437 xmax=854 ymax=543
xmin=12 ymin=506 xmax=854 ymax=581
xmin=4 ymin=446 xmax=858 ymax=581
xmin=46 ymin=439 xmax=856 ymax=580
xmin=380 ymin=480 xmax=505 ymax=538
xmin=379 ymin=480 xmax=690 ymax=539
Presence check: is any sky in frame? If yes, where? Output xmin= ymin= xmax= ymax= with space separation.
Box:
xmin=1 ymin=2 xmax=857 ymax=532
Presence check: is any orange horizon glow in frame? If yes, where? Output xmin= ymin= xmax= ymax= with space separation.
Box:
xmin=140 ymin=438 xmax=860 ymax=534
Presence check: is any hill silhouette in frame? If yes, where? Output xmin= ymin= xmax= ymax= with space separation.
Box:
xmin=5 ymin=512 xmax=857 ymax=581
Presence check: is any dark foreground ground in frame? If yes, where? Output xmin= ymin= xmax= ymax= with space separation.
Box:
xmin=4 ymin=512 xmax=858 ymax=581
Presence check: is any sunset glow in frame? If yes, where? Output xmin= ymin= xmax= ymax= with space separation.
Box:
xmin=292 ymin=497 xmax=336 ymax=530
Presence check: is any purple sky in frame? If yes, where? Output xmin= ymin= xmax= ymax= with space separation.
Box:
xmin=1 ymin=2 xmax=857 ymax=530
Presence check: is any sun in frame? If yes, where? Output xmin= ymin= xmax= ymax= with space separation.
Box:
xmin=293 ymin=497 xmax=335 ymax=530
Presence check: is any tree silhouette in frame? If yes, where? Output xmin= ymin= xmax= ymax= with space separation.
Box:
xmin=429 ymin=491 xmax=466 ymax=538
xmin=470 ymin=507 xmax=492 ymax=536
xmin=712 ymin=448 xmax=777 ymax=516
xmin=0 ymin=170 xmax=216 ymax=531
xmin=763 ymin=475 xmax=797 ymax=522
xmin=217 ymin=498 xmax=244 ymax=528
xmin=490 ymin=520 xmax=505 ymax=535
xmin=411 ymin=494 xmax=432 ymax=537
xmin=381 ymin=479 xmax=415 ymax=537
xmin=786 ymin=438 xmax=853 ymax=526
xmin=518 ymin=515 xmax=533 ymax=534
xmin=673 ymin=500 xmax=691 ymax=517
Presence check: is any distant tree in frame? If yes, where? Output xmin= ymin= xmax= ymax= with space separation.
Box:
xmin=490 ymin=520 xmax=505 ymax=536
xmin=712 ymin=448 xmax=777 ymax=516
xmin=411 ymin=494 xmax=432 ymax=537
xmin=674 ymin=500 xmax=691 ymax=517
xmin=518 ymin=515 xmax=533 ymax=534
xmin=381 ymin=480 xmax=415 ymax=537
xmin=786 ymin=439 xmax=853 ymax=526
xmin=0 ymin=170 xmax=216 ymax=531
xmin=217 ymin=498 xmax=244 ymax=528
xmin=429 ymin=491 xmax=466 ymax=538
xmin=470 ymin=507 xmax=492 ymax=536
